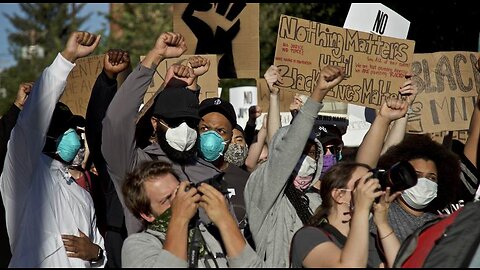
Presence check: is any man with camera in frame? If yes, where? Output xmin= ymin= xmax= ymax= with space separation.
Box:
xmin=121 ymin=160 xmax=264 ymax=267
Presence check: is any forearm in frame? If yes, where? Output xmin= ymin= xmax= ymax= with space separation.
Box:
xmin=356 ymin=115 xmax=392 ymax=168
xmin=163 ymin=217 xmax=189 ymax=260
xmin=244 ymin=128 xmax=267 ymax=172
xmin=341 ymin=209 xmax=370 ymax=267
xmin=267 ymin=93 xmax=281 ymax=145
xmin=217 ymin=215 xmax=246 ymax=258
xmin=376 ymin=222 xmax=400 ymax=268
xmin=141 ymin=49 xmax=165 ymax=70
xmin=381 ymin=116 xmax=407 ymax=155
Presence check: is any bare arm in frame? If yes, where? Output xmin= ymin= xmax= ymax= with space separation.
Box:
xmin=356 ymin=98 xmax=408 ymax=168
xmin=381 ymin=74 xmax=417 ymax=155
xmin=244 ymin=114 xmax=268 ymax=173
xmin=265 ymin=65 xmax=281 ymax=144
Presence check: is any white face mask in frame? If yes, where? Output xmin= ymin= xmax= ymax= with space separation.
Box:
xmin=401 ymin=177 xmax=438 ymax=210
xmin=165 ymin=122 xmax=197 ymax=151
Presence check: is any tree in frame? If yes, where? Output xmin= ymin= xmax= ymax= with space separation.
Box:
xmin=106 ymin=3 xmax=173 ymax=68
xmin=0 ymin=3 xmax=92 ymax=115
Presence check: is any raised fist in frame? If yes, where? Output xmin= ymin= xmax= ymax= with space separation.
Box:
xmin=264 ymin=65 xmax=282 ymax=95
xmin=187 ymin=56 xmax=211 ymax=77
xmin=104 ymin=49 xmax=130 ymax=79
xmin=153 ymin=32 xmax=187 ymax=60
xmin=14 ymin=82 xmax=34 ymax=110
xmin=164 ymin=64 xmax=196 ymax=88
xmin=62 ymin=31 xmax=101 ymax=63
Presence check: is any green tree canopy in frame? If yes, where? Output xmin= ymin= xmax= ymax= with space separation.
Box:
xmin=0 ymin=3 xmax=92 ymax=115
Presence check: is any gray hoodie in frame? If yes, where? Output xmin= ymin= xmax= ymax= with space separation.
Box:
xmin=244 ymin=98 xmax=325 ymax=268
xmin=102 ymin=64 xmax=223 ymax=235
xmin=122 ymin=223 xmax=265 ymax=268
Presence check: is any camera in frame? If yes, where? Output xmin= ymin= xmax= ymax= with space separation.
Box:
xmin=185 ymin=172 xmax=229 ymax=195
xmin=369 ymin=160 xmax=418 ymax=193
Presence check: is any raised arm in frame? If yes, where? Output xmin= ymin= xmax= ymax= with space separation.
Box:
xmin=0 ymin=82 xmax=33 ymax=173
xmin=380 ymin=74 xmax=418 ymax=155
xmin=1 ymin=30 xmax=100 ymax=237
xmin=356 ymin=97 xmax=408 ymax=168
xmin=244 ymin=114 xmax=268 ymax=173
xmin=264 ymin=65 xmax=282 ymax=144
xmin=101 ymin=33 xmax=187 ymax=233
xmin=245 ymin=66 xmax=345 ymax=229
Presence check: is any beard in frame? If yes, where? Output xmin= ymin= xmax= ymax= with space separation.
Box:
xmin=157 ymin=130 xmax=198 ymax=165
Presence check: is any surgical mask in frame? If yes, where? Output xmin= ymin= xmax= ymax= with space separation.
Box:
xmin=56 ymin=128 xmax=81 ymax=163
xmin=401 ymin=177 xmax=438 ymax=210
xmin=321 ymin=154 xmax=337 ymax=175
xmin=293 ymin=155 xmax=316 ymax=190
xmin=199 ymin=130 xmax=226 ymax=161
xmin=224 ymin=143 xmax=248 ymax=167
xmin=164 ymin=122 xmax=197 ymax=151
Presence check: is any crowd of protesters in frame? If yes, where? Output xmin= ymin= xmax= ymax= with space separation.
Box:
xmin=0 ymin=29 xmax=478 ymax=268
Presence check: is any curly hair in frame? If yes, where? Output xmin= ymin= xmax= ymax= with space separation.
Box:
xmin=378 ymin=134 xmax=461 ymax=213
xmin=122 ymin=160 xmax=178 ymax=224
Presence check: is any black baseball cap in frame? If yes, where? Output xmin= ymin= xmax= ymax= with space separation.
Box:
xmin=152 ymin=87 xmax=200 ymax=121
xmin=199 ymin=98 xmax=237 ymax=127
xmin=47 ymin=102 xmax=85 ymax=139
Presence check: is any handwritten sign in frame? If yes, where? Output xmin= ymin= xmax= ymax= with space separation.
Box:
xmin=274 ymin=14 xmax=415 ymax=110
xmin=343 ymin=3 xmax=410 ymax=39
xmin=407 ymin=51 xmax=480 ymax=133
xmin=60 ymin=55 xmax=104 ymax=117
xmin=342 ymin=3 xmax=410 ymax=147
xmin=60 ymin=54 xmax=131 ymax=117
xmin=173 ymin=3 xmax=259 ymax=79
xmin=229 ymin=86 xmax=258 ymax=128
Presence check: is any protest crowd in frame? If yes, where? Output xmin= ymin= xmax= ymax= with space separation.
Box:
xmin=0 ymin=4 xmax=479 ymax=269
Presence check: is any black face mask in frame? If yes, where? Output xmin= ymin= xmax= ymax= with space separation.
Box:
xmin=157 ymin=128 xmax=198 ymax=164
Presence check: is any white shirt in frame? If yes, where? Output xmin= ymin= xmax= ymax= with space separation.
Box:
xmin=0 ymin=53 xmax=106 ymax=267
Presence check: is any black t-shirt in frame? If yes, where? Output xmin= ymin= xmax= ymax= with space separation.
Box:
xmin=223 ymin=164 xmax=250 ymax=228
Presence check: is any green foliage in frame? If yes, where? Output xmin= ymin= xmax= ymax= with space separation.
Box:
xmin=0 ymin=3 xmax=90 ymax=115
xmin=104 ymin=3 xmax=173 ymax=68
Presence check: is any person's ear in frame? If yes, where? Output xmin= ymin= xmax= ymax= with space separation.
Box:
xmin=140 ymin=212 xmax=155 ymax=223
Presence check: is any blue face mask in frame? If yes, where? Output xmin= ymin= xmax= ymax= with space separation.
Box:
xmin=199 ymin=130 xmax=226 ymax=161
xmin=56 ymin=128 xmax=81 ymax=163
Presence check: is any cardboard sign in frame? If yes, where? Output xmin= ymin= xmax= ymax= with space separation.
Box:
xmin=229 ymin=86 xmax=258 ymax=128
xmin=273 ymin=14 xmax=415 ymax=110
xmin=60 ymin=54 xmax=130 ymax=117
xmin=343 ymin=3 xmax=410 ymax=39
xmin=407 ymin=51 xmax=480 ymax=133
xmin=142 ymin=54 xmax=218 ymax=105
xmin=256 ymin=78 xmax=296 ymax=113
xmin=173 ymin=3 xmax=259 ymax=79
xmin=342 ymin=3 xmax=410 ymax=147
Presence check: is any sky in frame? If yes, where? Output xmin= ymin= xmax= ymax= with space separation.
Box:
xmin=0 ymin=3 xmax=110 ymax=71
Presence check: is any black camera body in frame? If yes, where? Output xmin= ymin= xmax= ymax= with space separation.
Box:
xmin=185 ymin=172 xmax=228 ymax=195
xmin=369 ymin=160 xmax=418 ymax=193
